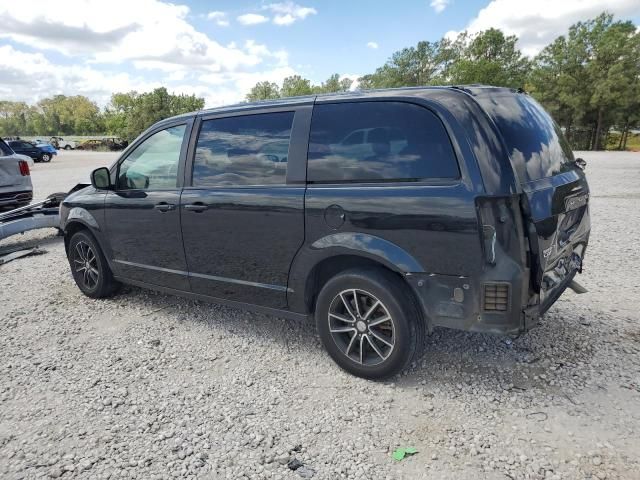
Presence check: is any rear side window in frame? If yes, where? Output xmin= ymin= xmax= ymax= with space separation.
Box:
xmin=475 ymin=93 xmax=574 ymax=183
xmin=307 ymin=102 xmax=459 ymax=183
xmin=193 ymin=112 xmax=294 ymax=187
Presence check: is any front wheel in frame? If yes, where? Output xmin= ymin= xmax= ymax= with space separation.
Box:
xmin=64 ymin=145 xmax=72 ymax=150
xmin=315 ymin=268 xmax=424 ymax=380
xmin=68 ymin=231 xmax=120 ymax=298
xmin=40 ymin=153 xmax=51 ymax=162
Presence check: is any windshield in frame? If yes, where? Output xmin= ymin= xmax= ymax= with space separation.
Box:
xmin=475 ymin=92 xmax=574 ymax=184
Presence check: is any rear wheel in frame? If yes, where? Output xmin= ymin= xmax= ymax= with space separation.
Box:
xmin=315 ymin=268 xmax=424 ymax=379
xmin=40 ymin=153 xmax=51 ymax=162
xmin=64 ymin=145 xmax=72 ymax=150
xmin=68 ymin=230 xmax=120 ymax=298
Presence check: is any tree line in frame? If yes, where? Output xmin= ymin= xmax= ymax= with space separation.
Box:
xmin=0 ymin=88 xmax=204 ymax=142
xmin=1 ymin=12 xmax=637 ymax=150
xmin=246 ymin=12 xmax=640 ymax=151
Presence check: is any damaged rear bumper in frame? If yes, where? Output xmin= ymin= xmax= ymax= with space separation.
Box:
xmin=405 ymin=250 xmax=587 ymax=336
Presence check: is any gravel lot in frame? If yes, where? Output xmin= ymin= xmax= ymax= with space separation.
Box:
xmin=1 ymin=151 xmax=639 ymax=480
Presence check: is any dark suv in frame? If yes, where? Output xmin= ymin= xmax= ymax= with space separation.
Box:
xmin=61 ymin=86 xmax=590 ymax=379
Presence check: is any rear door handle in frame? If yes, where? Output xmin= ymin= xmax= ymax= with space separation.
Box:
xmin=154 ymin=202 xmax=176 ymax=212
xmin=184 ymin=202 xmax=208 ymax=212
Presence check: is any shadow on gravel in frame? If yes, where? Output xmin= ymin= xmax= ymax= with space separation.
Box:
xmin=0 ymin=229 xmax=62 ymax=250
xmin=112 ymin=286 xmax=597 ymax=396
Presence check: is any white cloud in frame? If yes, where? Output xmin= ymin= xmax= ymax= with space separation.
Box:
xmin=0 ymin=0 xmax=265 ymax=73
xmin=207 ymin=11 xmax=229 ymax=27
xmin=430 ymin=0 xmax=450 ymax=14
xmin=237 ymin=13 xmax=269 ymax=25
xmin=366 ymin=41 xmax=379 ymax=49
xmin=266 ymin=2 xmax=317 ymax=26
xmin=0 ymin=45 xmax=160 ymax=106
xmin=450 ymin=0 xmax=639 ymax=56
xmin=0 ymin=1 xmax=302 ymax=109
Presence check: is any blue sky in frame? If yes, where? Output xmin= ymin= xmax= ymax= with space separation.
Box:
xmin=0 ymin=0 xmax=638 ymax=108
xmin=185 ymin=0 xmax=491 ymax=81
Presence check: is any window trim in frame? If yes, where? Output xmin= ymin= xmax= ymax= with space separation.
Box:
xmin=111 ymin=118 xmax=192 ymax=192
xmin=307 ymin=98 xmax=464 ymax=186
xmin=184 ymin=104 xmax=313 ymax=189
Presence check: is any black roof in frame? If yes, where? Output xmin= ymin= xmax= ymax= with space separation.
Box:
xmin=161 ymin=85 xmax=522 ymax=123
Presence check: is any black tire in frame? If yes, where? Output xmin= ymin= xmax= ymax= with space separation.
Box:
xmin=68 ymin=230 xmax=120 ymax=298
xmin=315 ymin=267 xmax=425 ymax=380
xmin=40 ymin=153 xmax=51 ymax=162
xmin=64 ymin=145 xmax=72 ymax=150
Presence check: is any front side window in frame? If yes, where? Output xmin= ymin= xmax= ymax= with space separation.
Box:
xmin=117 ymin=125 xmax=186 ymax=190
xmin=307 ymin=102 xmax=459 ymax=183
xmin=192 ymin=111 xmax=294 ymax=187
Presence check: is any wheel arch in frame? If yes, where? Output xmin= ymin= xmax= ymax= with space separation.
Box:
xmin=63 ymin=211 xmax=108 ymax=259
xmin=287 ymin=232 xmax=426 ymax=315
xmin=63 ymin=220 xmax=93 ymax=254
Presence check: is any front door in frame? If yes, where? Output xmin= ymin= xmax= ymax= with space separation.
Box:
xmin=104 ymin=122 xmax=191 ymax=290
xmin=180 ymin=108 xmax=308 ymax=308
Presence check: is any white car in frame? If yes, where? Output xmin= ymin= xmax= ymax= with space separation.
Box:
xmin=0 ymin=138 xmax=33 ymax=209
xmin=49 ymin=136 xmax=77 ymax=150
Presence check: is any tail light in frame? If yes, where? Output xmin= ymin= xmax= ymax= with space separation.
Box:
xmin=18 ymin=160 xmax=30 ymax=176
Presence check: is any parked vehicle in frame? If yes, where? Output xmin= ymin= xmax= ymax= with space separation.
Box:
xmin=75 ymin=139 xmax=106 ymax=151
xmin=60 ymin=86 xmax=591 ymax=379
xmin=7 ymin=140 xmax=57 ymax=163
xmin=0 ymin=138 xmax=33 ymax=209
xmin=104 ymin=137 xmax=128 ymax=151
xmin=50 ymin=137 xmax=77 ymax=150
xmin=76 ymin=138 xmax=128 ymax=151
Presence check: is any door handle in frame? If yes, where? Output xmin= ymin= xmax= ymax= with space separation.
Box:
xmin=154 ymin=202 xmax=176 ymax=212
xmin=184 ymin=202 xmax=208 ymax=212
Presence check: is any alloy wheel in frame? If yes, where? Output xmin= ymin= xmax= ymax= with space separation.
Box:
xmin=328 ymin=289 xmax=395 ymax=366
xmin=73 ymin=241 xmax=99 ymax=290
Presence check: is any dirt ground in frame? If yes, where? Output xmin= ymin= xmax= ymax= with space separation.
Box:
xmin=0 ymin=151 xmax=639 ymax=479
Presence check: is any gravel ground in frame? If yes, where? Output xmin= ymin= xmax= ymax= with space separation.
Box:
xmin=1 ymin=151 xmax=639 ymax=480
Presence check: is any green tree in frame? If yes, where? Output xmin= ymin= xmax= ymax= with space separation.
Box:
xmin=447 ymin=29 xmax=530 ymax=87
xmin=359 ymin=40 xmax=450 ymax=88
xmin=0 ymin=101 xmax=30 ymax=135
xmin=104 ymin=88 xmax=204 ymax=141
xmin=280 ymin=75 xmax=313 ymax=97
xmin=314 ymin=73 xmax=352 ymax=93
xmin=530 ymin=13 xmax=640 ymax=150
xmin=246 ymin=82 xmax=281 ymax=101
xmin=36 ymin=95 xmax=102 ymax=135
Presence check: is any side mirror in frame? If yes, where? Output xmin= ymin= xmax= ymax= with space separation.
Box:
xmin=574 ymin=157 xmax=587 ymax=170
xmin=91 ymin=167 xmax=111 ymax=190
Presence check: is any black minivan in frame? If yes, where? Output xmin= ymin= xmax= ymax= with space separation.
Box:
xmin=61 ymin=86 xmax=590 ymax=379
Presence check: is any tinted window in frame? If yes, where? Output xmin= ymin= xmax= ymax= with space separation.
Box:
xmin=117 ymin=125 xmax=186 ymax=190
xmin=474 ymin=93 xmax=574 ymax=183
xmin=307 ymin=102 xmax=459 ymax=183
xmin=193 ymin=112 xmax=294 ymax=186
